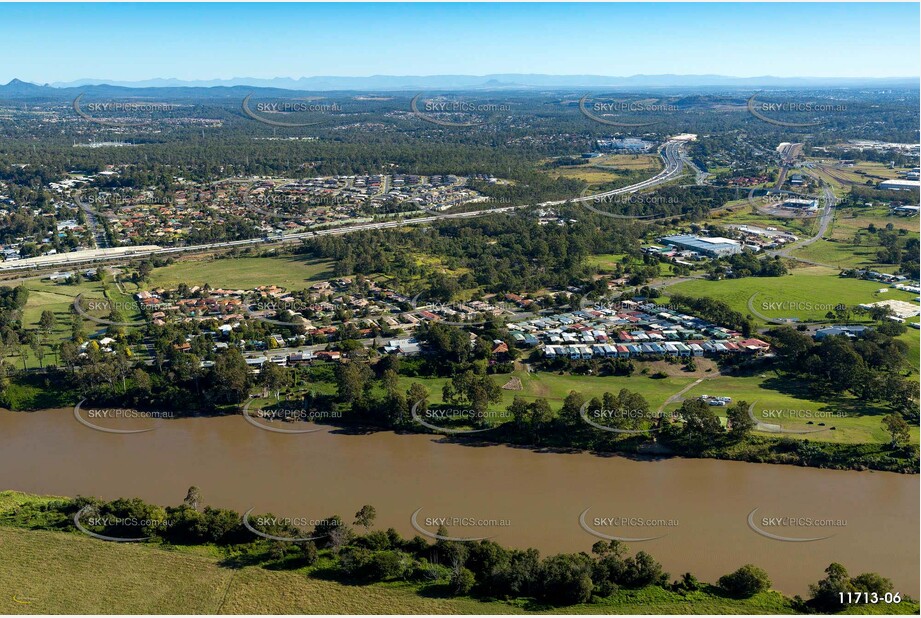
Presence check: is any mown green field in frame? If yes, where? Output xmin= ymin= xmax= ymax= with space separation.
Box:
xmin=146 ymin=255 xmax=335 ymax=291
xmin=790 ymin=239 xmax=899 ymax=271
xmin=664 ymin=267 xmax=919 ymax=325
xmin=586 ymin=253 xmax=675 ymax=275
xmin=3 ymin=278 xmax=107 ymax=371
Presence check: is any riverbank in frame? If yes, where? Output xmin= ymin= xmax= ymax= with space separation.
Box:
xmin=3 ymin=372 xmax=918 ymax=474
xmin=2 ymin=491 xmax=914 ymax=615
xmin=0 ymin=525 xmax=798 ymax=615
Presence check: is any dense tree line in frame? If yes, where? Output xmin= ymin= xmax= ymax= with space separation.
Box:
xmin=668 ymin=293 xmax=754 ymax=336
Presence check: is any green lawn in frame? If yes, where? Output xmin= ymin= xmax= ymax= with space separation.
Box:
xmin=790 ymin=240 xmax=902 ymax=271
xmin=664 ymin=267 xmax=919 ymax=325
xmin=146 ymin=255 xmax=335 ymax=291
xmin=395 ymin=367 xmax=917 ymax=446
xmin=399 ymin=369 xmax=699 ymax=411
xmin=2 ymin=278 xmax=108 ymax=370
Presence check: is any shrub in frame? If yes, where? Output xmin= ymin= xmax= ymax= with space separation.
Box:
xmin=718 ymin=564 xmax=772 ymax=597
xmin=451 ymin=566 xmax=476 ymax=595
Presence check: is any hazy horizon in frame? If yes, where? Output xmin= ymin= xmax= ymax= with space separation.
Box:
xmin=1 ymin=3 xmax=917 ymax=84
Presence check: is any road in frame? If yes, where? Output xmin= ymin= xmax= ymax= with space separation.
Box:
xmin=566 ymin=139 xmax=685 ymax=204
xmin=74 ymin=192 xmax=110 ymax=249
xmin=767 ymin=178 xmax=837 ymax=267
xmin=0 ymin=140 xmax=688 ymax=274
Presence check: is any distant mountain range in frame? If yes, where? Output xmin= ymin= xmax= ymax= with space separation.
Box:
xmin=1 ymin=74 xmax=917 ymax=98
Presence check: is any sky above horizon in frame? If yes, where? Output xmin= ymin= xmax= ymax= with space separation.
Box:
xmin=1 ymin=3 xmax=918 ymax=83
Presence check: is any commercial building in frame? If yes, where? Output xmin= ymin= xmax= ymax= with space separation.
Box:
xmin=597 ymin=137 xmax=653 ymax=152
xmin=879 ymin=179 xmax=921 ymax=192
xmin=660 ymin=234 xmax=742 ymax=257
xmin=781 ymin=198 xmax=819 ymax=210
xmin=814 ymin=326 xmax=869 ymax=340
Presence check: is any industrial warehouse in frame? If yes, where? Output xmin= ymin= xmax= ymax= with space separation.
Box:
xmin=659 ymin=234 xmax=743 ymax=257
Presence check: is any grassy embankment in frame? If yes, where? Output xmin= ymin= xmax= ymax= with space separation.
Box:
xmin=5 ymin=491 xmax=910 ymax=615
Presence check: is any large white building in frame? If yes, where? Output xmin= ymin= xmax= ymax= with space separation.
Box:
xmin=879 ymin=179 xmax=921 ymax=192
xmin=661 ymin=235 xmax=742 ymax=257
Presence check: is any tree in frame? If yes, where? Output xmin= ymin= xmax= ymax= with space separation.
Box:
xmin=354 ymin=505 xmax=377 ymax=531
xmin=850 ymin=572 xmax=893 ymax=596
xmin=183 ymin=486 xmax=203 ymax=511
xmin=718 ymin=564 xmax=772 ymax=597
xmin=335 ymin=361 xmax=373 ymax=405
xmin=442 ymin=370 xmax=501 ymax=416
xmin=137 ymin=261 xmax=153 ymax=282
xmin=537 ymin=553 xmax=594 ymax=605
xmin=30 ymin=333 xmax=46 ymax=369
xmin=132 ymin=367 xmax=152 ymax=396
xmin=451 ymin=563 xmax=476 ymax=595
xmin=808 ymin=563 xmax=853 ymax=612
xmin=38 ymin=309 xmax=56 ymax=334
xmin=208 ymin=348 xmax=251 ymax=404
xmin=677 ymin=399 xmax=724 ymax=445
xmin=726 ymin=400 xmax=755 ymax=440
xmin=260 ymin=361 xmax=289 ymax=400
xmin=557 ymin=391 xmax=586 ymax=427
xmin=882 ymin=413 xmax=911 ymax=448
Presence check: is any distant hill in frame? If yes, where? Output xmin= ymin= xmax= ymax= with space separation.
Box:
xmin=1 ymin=73 xmax=917 ymax=99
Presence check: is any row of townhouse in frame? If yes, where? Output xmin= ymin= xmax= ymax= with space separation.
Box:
xmin=545 ymin=339 xmax=765 ymax=360
xmin=508 ymin=301 xmax=769 ymax=360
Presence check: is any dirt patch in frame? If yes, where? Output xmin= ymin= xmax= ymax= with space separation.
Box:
xmin=501 ymin=377 xmax=522 ymax=391
xmin=637 ymin=358 xmax=718 ymax=378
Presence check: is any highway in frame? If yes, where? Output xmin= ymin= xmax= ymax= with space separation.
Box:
xmin=0 ymin=140 xmax=688 ymax=274
xmin=564 ymin=139 xmax=685 ymax=204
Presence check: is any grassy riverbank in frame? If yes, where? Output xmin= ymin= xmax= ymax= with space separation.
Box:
xmin=0 ymin=491 xmax=915 ymax=615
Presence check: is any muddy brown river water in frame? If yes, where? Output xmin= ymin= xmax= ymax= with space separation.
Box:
xmin=0 ymin=408 xmax=917 ymax=597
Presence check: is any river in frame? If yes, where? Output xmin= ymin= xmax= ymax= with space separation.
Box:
xmin=0 ymin=407 xmax=917 ymax=597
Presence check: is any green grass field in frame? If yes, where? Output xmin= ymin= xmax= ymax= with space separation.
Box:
xmin=664 ymin=267 xmax=919 ymax=325
xmin=663 ymin=374 xmax=919 ymax=445
xmin=394 ymin=366 xmax=918 ymax=446
xmin=398 ymin=368 xmax=699 ymax=410
xmin=146 ymin=255 xmax=335 ymax=291
xmin=586 ymin=253 xmax=675 ymax=276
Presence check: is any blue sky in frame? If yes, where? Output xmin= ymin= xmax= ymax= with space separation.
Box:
xmin=1 ymin=3 xmax=918 ymax=83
